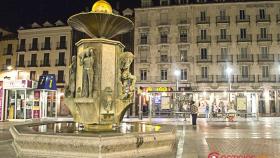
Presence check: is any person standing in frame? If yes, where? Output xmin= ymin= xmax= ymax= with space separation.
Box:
xmin=205 ymin=102 xmax=209 ymax=118
xmin=190 ymin=100 xmax=198 ymax=126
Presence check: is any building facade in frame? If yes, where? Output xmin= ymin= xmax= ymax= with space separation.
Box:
xmin=134 ymin=0 xmax=280 ymax=116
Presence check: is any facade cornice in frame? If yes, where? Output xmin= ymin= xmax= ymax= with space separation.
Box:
xmin=17 ymin=26 xmax=72 ymax=34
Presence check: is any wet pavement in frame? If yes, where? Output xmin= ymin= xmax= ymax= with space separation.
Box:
xmin=0 ymin=118 xmax=280 ymax=158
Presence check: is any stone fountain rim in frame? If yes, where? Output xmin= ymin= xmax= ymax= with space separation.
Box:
xmin=11 ymin=121 xmax=176 ymax=138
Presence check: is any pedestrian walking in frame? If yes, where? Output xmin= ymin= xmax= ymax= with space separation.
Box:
xmin=190 ymin=100 xmax=198 ymax=126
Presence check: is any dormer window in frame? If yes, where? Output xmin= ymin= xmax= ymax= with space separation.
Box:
xmin=141 ymin=0 xmax=152 ymax=8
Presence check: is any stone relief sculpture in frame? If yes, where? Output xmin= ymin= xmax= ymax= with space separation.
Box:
xmin=101 ymin=87 xmax=113 ymax=113
xmin=119 ymin=52 xmax=136 ymax=100
xmin=79 ymin=48 xmax=95 ymax=98
xmin=65 ymin=56 xmax=77 ymax=98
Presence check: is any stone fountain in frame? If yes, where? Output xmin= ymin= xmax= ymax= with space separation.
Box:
xmin=10 ymin=1 xmax=177 ymax=157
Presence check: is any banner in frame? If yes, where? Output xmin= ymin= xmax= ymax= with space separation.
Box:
xmin=37 ymin=74 xmax=57 ymax=90
xmin=236 ymin=97 xmax=247 ymax=111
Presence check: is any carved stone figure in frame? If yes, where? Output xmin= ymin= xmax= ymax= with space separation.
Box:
xmin=69 ymin=56 xmax=77 ymax=97
xmin=119 ymin=52 xmax=136 ymax=100
xmin=102 ymin=87 xmax=113 ymax=113
xmin=79 ymin=48 xmax=95 ymax=98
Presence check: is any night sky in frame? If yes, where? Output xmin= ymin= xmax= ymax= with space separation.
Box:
xmin=0 ymin=0 xmax=139 ymax=32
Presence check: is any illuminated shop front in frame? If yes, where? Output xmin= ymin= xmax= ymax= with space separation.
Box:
xmin=2 ymin=80 xmax=38 ymax=120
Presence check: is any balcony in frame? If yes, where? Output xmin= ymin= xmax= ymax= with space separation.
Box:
xmin=237 ymin=75 xmax=255 ymax=83
xmin=3 ymin=48 xmax=13 ymax=56
xmin=17 ymin=45 xmax=26 ymax=52
xmin=217 ymin=35 xmax=231 ymax=43
xmin=136 ymin=76 xmax=151 ymax=83
xmin=138 ymin=21 xmax=150 ymax=27
xmin=237 ymin=54 xmax=254 ymax=62
xmin=1 ymin=64 xmax=11 ymax=71
xmin=217 ymin=55 xmax=233 ymax=62
xmin=257 ymin=34 xmax=272 ymax=42
xmin=177 ymin=37 xmax=189 ymax=43
xmin=41 ymin=43 xmax=51 ymax=50
xmin=216 ymin=16 xmax=230 ymax=24
xmin=177 ymin=18 xmax=191 ymax=25
xmin=56 ymin=42 xmax=67 ymax=50
xmin=216 ymin=75 xmax=234 ymax=83
xmin=237 ymin=35 xmax=252 ymax=42
xmin=197 ymin=36 xmax=211 ymax=43
xmin=236 ymin=15 xmax=250 ymax=23
xmin=258 ymin=75 xmax=276 ymax=83
xmin=196 ymin=75 xmax=214 ymax=83
xmin=156 ymin=56 xmax=172 ymax=63
xmin=157 ymin=20 xmax=170 ymax=26
xmin=256 ymin=15 xmax=271 ymax=23
xmin=175 ymin=56 xmax=192 ymax=63
xmin=135 ymin=58 xmax=150 ymax=64
xmin=57 ymin=76 xmax=65 ymax=83
xmin=55 ymin=59 xmax=66 ymax=66
xmin=40 ymin=60 xmax=51 ymax=67
xmin=27 ymin=61 xmax=38 ymax=67
xmin=196 ymin=17 xmax=210 ymax=24
xmin=16 ymin=61 xmax=25 ymax=68
xmin=29 ymin=44 xmax=39 ymax=51
xmin=196 ymin=55 xmax=212 ymax=63
xmin=257 ymin=54 xmax=274 ymax=62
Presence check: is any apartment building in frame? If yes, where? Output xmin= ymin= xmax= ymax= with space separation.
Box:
xmin=0 ymin=28 xmax=18 ymax=79
xmin=134 ymin=0 xmax=280 ymax=115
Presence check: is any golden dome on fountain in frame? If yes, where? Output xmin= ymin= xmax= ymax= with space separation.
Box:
xmin=92 ymin=0 xmax=113 ymax=14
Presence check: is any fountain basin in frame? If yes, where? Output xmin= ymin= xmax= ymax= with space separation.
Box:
xmin=10 ymin=122 xmax=176 ymax=158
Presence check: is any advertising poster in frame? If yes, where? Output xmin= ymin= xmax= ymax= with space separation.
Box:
xmin=33 ymin=91 xmax=40 ymax=118
xmin=161 ymin=96 xmax=170 ymax=110
xmin=237 ymin=97 xmax=247 ymax=111
xmin=0 ymin=81 xmax=3 ymax=121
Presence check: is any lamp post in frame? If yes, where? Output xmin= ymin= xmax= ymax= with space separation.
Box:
xmin=174 ymin=70 xmax=180 ymax=114
xmin=226 ymin=67 xmax=232 ymax=103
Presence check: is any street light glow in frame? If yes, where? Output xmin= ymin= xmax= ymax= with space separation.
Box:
xmin=174 ymin=70 xmax=180 ymax=76
xmin=226 ymin=67 xmax=232 ymax=75
xmin=7 ymin=65 xmax=13 ymax=71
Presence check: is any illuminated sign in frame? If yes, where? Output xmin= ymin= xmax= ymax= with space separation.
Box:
xmin=3 ymin=80 xmax=37 ymax=89
xmin=37 ymin=74 xmax=57 ymax=90
xmin=142 ymin=87 xmax=172 ymax=92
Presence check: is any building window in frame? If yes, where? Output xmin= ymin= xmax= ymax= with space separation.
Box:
xmin=160 ymin=54 xmax=168 ymax=62
xmin=200 ymin=48 xmax=207 ymax=59
xmin=30 ymin=71 xmax=36 ymax=80
xmin=141 ymin=0 xmax=152 ymax=7
xmin=160 ymin=32 xmax=168 ymax=43
xmin=160 ymin=12 xmax=168 ymax=24
xmin=180 ymin=69 xmax=187 ymax=80
xmin=240 ymin=28 xmax=247 ymax=39
xmin=221 ymin=47 xmax=228 ymax=58
xmin=140 ymin=33 xmax=148 ymax=44
xmin=180 ymin=0 xmax=188 ymax=4
xmin=259 ymin=9 xmax=266 ymax=19
xmin=7 ymin=44 xmax=12 ymax=54
xmin=262 ymin=66 xmax=269 ymax=78
xmin=43 ymin=71 xmax=48 ymax=75
xmin=200 ymin=29 xmax=207 ymax=39
xmin=19 ymin=39 xmax=26 ymax=50
xmin=57 ymin=70 xmax=64 ymax=82
xmin=58 ymin=52 xmax=65 ymax=65
xmin=140 ymin=69 xmax=147 ymax=81
xmin=18 ymin=54 xmax=24 ymax=66
xmin=201 ymin=67 xmax=208 ymax=78
xmin=31 ymin=54 xmax=37 ymax=66
xmin=180 ymin=50 xmax=188 ymax=62
xmin=260 ymin=46 xmax=268 ymax=57
xmin=221 ymin=65 xmax=227 ymax=77
xmin=139 ymin=47 xmax=148 ymax=62
xmin=44 ymin=37 xmax=51 ymax=49
xmin=44 ymin=53 xmax=50 ymax=65
xmin=260 ymin=28 xmax=267 ymax=38
xmin=197 ymin=0 xmax=206 ymax=3
xmin=200 ymin=11 xmax=206 ymax=21
xmin=240 ymin=47 xmax=248 ymax=58
xmin=161 ymin=69 xmax=168 ymax=80
xmin=6 ymin=58 xmax=11 ymax=66
xmin=239 ymin=10 xmax=245 ymax=19
xmin=32 ymin=38 xmax=38 ymax=49
xmin=179 ymin=29 xmax=188 ymax=42
xmin=59 ymin=36 xmax=66 ymax=49
xmin=220 ymin=29 xmax=227 ymax=39
xmin=160 ymin=0 xmax=169 ymax=6
xmin=220 ymin=9 xmax=226 ymax=18
xmin=241 ymin=65 xmax=249 ymax=77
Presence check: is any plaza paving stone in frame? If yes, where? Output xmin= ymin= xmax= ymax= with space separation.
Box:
xmin=0 ymin=118 xmax=280 ymax=158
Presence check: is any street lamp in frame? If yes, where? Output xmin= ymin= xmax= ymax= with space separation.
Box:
xmin=174 ymin=70 xmax=180 ymax=114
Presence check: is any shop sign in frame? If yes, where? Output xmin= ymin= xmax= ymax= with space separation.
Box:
xmin=3 ymin=80 xmax=35 ymax=89
xmin=37 ymin=74 xmax=57 ymax=90
xmin=142 ymin=87 xmax=172 ymax=92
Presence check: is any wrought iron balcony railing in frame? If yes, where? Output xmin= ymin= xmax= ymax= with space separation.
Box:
xmin=257 ymin=54 xmax=274 ymax=62
xmin=257 ymin=75 xmax=276 ymax=83
xmin=257 ymin=34 xmax=272 ymax=42
xmin=217 ymin=55 xmax=233 ymax=62
xmin=217 ymin=35 xmax=231 ymax=43
xmin=237 ymin=35 xmax=252 ymax=42
xmin=236 ymin=15 xmax=250 ymax=23
xmin=237 ymin=75 xmax=255 ymax=83
xmin=216 ymin=75 xmax=234 ymax=83
xmin=196 ymin=75 xmax=214 ymax=83
xmin=237 ymin=54 xmax=254 ymax=62
xmin=216 ymin=16 xmax=230 ymax=24
xmin=196 ymin=17 xmax=210 ymax=24
xmin=256 ymin=15 xmax=271 ymax=23
xmin=197 ymin=35 xmax=211 ymax=43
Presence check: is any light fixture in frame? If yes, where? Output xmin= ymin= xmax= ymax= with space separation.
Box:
xmin=7 ymin=65 xmax=13 ymax=71
xmin=174 ymin=70 xmax=180 ymax=76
